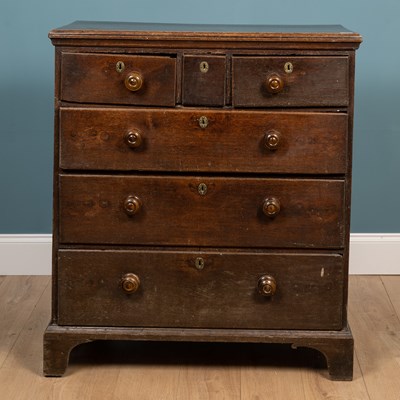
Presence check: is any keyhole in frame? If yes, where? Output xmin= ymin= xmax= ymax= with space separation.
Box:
xmin=199 ymin=116 xmax=208 ymax=129
xmin=195 ymin=257 xmax=205 ymax=270
xmin=198 ymin=183 xmax=207 ymax=196
xmin=284 ymin=62 xmax=293 ymax=74
xmin=116 ymin=61 xmax=125 ymax=73
xmin=200 ymin=61 xmax=209 ymax=73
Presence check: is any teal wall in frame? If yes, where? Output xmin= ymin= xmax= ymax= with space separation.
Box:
xmin=0 ymin=0 xmax=398 ymax=233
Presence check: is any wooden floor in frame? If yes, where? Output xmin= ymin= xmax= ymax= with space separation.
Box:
xmin=0 ymin=276 xmax=399 ymax=399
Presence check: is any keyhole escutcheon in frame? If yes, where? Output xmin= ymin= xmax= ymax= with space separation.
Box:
xmin=200 ymin=61 xmax=209 ymax=73
xmin=116 ymin=61 xmax=125 ymax=73
xmin=199 ymin=116 xmax=209 ymax=129
xmin=195 ymin=257 xmax=205 ymax=270
xmin=198 ymin=183 xmax=208 ymax=196
xmin=284 ymin=62 xmax=293 ymax=74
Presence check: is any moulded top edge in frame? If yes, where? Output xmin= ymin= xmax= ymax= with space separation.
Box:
xmin=48 ymin=21 xmax=363 ymax=44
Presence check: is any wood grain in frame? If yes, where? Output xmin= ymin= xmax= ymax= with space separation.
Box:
xmin=59 ymin=108 xmax=348 ymax=174
xmin=0 ymin=277 xmax=51 ymax=400
xmin=348 ymin=276 xmax=400 ymax=400
xmin=233 ymin=56 xmax=349 ymax=107
xmin=57 ymin=250 xmax=344 ymax=330
xmin=2 ymin=276 xmax=397 ymax=399
xmin=300 ymin=357 xmax=371 ymax=400
xmin=48 ymin=23 xmax=360 ymax=379
xmin=182 ymin=55 xmax=226 ymax=106
xmin=0 ymin=276 xmax=48 ymax=367
xmin=381 ymin=276 xmax=400 ymax=318
xmin=59 ymin=175 xmax=345 ymax=248
xmin=48 ymin=22 xmax=362 ymax=51
xmin=61 ymin=53 xmax=176 ymax=106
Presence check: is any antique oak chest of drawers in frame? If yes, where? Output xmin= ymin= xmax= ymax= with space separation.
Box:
xmin=44 ymin=22 xmax=362 ymax=379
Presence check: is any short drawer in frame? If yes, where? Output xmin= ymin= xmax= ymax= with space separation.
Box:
xmin=182 ymin=55 xmax=226 ymax=106
xmin=58 ymin=249 xmax=344 ymax=330
xmin=60 ymin=107 xmax=347 ymax=174
xmin=60 ymin=53 xmax=176 ymax=106
xmin=59 ymin=175 xmax=345 ymax=248
xmin=232 ymin=56 xmax=349 ymax=107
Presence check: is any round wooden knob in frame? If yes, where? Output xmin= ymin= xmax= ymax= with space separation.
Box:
xmin=264 ymin=130 xmax=281 ymax=150
xmin=263 ymin=197 xmax=281 ymax=217
xmin=266 ymin=74 xmax=284 ymax=93
xmin=124 ymin=71 xmax=143 ymax=91
xmin=258 ymin=275 xmax=277 ymax=297
xmin=125 ymin=130 xmax=143 ymax=148
xmin=121 ymin=273 xmax=140 ymax=293
xmin=124 ymin=195 xmax=142 ymax=216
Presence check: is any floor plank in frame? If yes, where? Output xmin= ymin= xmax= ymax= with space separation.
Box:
xmin=67 ymin=342 xmax=181 ymax=400
xmin=241 ymin=366 xmax=305 ymax=400
xmin=0 ymin=276 xmax=49 ymax=368
xmin=300 ymin=352 xmax=371 ymax=400
xmin=176 ymin=366 xmax=240 ymax=400
xmin=382 ymin=276 xmax=400 ymax=321
xmin=0 ymin=278 xmax=53 ymax=399
xmin=0 ymin=276 xmax=399 ymax=399
xmin=348 ymin=276 xmax=400 ymax=400
xmin=175 ymin=343 xmax=241 ymax=400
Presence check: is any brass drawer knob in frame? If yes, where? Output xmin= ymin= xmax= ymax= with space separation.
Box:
xmin=264 ymin=130 xmax=281 ymax=150
xmin=263 ymin=197 xmax=281 ymax=217
xmin=125 ymin=130 xmax=143 ymax=148
xmin=124 ymin=71 xmax=143 ymax=92
xmin=121 ymin=273 xmax=140 ymax=293
xmin=124 ymin=195 xmax=142 ymax=216
xmin=258 ymin=275 xmax=277 ymax=297
xmin=266 ymin=74 xmax=284 ymax=93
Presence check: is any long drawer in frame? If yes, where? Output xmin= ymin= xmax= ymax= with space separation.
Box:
xmin=60 ymin=108 xmax=348 ymax=174
xmin=59 ymin=175 xmax=345 ymax=248
xmin=58 ymin=249 xmax=344 ymax=330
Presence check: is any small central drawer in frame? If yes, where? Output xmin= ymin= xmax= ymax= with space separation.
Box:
xmin=59 ymin=107 xmax=347 ymax=174
xmin=58 ymin=249 xmax=344 ymax=330
xmin=59 ymin=175 xmax=345 ymax=248
xmin=232 ymin=56 xmax=349 ymax=107
xmin=60 ymin=52 xmax=176 ymax=106
xmin=182 ymin=55 xmax=226 ymax=106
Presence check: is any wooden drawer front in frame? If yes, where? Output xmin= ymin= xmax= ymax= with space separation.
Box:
xmin=60 ymin=53 xmax=176 ymax=106
xmin=232 ymin=56 xmax=348 ymax=107
xmin=59 ymin=175 xmax=344 ymax=248
xmin=60 ymin=108 xmax=347 ymax=174
xmin=182 ymin=55 xmax=226 ymax=106
xmin=58 ymin=250 xmax=344 ymax=330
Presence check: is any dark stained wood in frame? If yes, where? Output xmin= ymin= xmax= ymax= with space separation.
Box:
xmin=51 ymin=21 xmax=356 ymax=34
xmin=43 ymin=323 xmax=353 ymax=379
xmin=50 ymin=48 xmax=62 ymax=324
xmin=233 ymin=56 xmax=349 ymax=107
xmin=182 ymin=55 xmax=226 ymax=106
xmin=46 ymin=22 xmax=361 ymax=379
xmin=60 ymin=53 xmax=176 ymax=106
xmin=341 ymin=51 xmax=357 ymax=327
xmin=59 ymin=108 xmax=348 ymax=174
xmin=59 ymin=175 xmax=345 ymax=248
xmin=49 ymin=21 xmax=362 ymax=50
xmin=57 ymin=250 xmax=343 ymax=329
xmin=43 ymin=333 xmax=88 ymax=377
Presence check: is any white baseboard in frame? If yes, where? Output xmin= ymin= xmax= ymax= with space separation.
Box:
xmin=0 ymin=234 xmax=399 ymax=275
xmin=0 ymin=234 xmax=52 ymax=275
xmin=348 ymin=233 xmax=400 ymax=274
